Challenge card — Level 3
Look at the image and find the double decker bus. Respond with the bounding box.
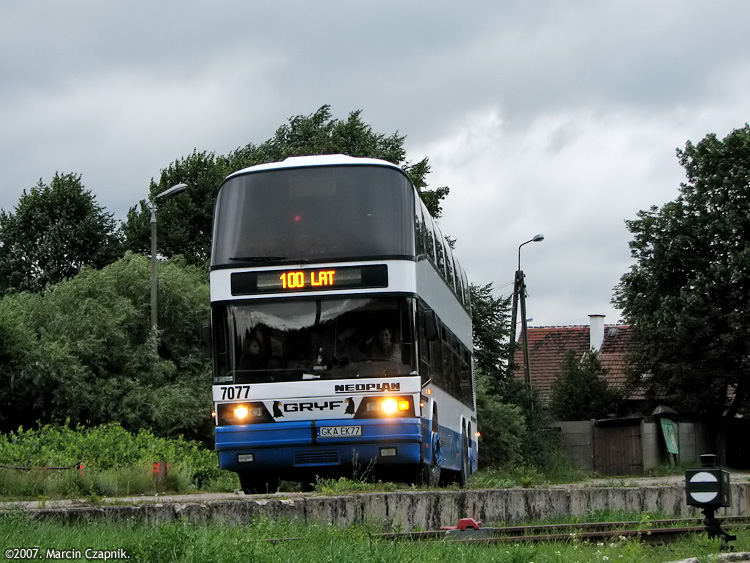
[209,154,477,493]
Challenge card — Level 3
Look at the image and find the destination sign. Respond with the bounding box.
[231,264,388,295]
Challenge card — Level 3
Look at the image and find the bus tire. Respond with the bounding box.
[419,456,441,487]
[457,430,470,487]
[239,472,280,495]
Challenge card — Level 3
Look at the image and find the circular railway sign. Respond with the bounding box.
[687,471,719,504]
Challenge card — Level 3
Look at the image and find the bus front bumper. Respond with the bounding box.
[215,418,423,475]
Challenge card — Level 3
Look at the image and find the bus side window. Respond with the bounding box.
[442,334,454,395]
[434,225,447,279]
[455,263,465,305]
[445,244,456,293]
[422,202,436,264]
[430,320,445,387]
[414,196,426,257]
[417,303,431,384]
[460,267,471,312]
[460,347,473,405]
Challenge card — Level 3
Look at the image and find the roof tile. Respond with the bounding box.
[512,324,635,401]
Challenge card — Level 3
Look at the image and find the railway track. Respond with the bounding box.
[268,516,750,546]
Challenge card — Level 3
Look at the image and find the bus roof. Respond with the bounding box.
[225,154,403,180]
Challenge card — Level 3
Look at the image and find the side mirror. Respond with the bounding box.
[200,325,213,356]
[200,324,212,346]
[422,309,439,342]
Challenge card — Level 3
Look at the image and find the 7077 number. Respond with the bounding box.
[220,385,251,400]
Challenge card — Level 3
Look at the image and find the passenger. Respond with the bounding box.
[365,327,402,363]
[239,337,266,370]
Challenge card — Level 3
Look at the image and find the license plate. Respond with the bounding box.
[318,425,362,437]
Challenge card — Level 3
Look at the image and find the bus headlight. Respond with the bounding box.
[216,402,274,425]
[360,396,413,418]
[382,398,398,414]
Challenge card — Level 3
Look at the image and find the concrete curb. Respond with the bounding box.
[2,482,748,530]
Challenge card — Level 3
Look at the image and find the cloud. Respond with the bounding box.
[424,108,696,325]
[1,0,750,327]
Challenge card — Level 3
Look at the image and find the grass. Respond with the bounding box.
[0,462,690,501]
[0,512,744,562]
[0,465,241,501]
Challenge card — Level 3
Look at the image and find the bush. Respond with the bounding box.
[0,422,228,498]
[549,351,622,421]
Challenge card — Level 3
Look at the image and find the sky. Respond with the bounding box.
[2,1,749,327]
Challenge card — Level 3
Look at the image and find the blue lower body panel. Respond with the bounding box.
[216,418,423,481]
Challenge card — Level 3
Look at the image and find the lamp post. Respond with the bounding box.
[508,234,544,389]
[150,183,188,333]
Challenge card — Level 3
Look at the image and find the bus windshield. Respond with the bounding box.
[212,296,416,384]
[211,165,414,267]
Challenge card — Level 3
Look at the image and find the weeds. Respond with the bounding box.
[313,476,400,494]
[0,513,741,563]
[0,422,236,500]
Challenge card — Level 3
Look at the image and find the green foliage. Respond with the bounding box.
[474,371,526,466]
[614,124,750,418]
[475,369,571,473]
[313,476,399,494]
[470,282,512,387]
[0,253,212,440]
[549,351,622,421]
[0,422,214,470]
[0,172,120,295]
[1,514,740,563]
[122,105,450,265]
[0,422,228,498]
[467,463,581,490]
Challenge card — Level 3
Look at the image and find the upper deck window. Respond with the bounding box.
[212,165,414,267]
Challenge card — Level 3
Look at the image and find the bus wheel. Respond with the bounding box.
[422,458,441,487]
[419,455,441,487]
[457,431,470,487]
[239,472,280,495]
[419,432,441,486]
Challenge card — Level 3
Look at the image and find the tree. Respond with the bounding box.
[614,125,750,428]
[474,371,526,467]
[549,351,621,421]
[122,106,449,265]
[0,253,212,441]
[470,282,513,390]
[0,173,120,294]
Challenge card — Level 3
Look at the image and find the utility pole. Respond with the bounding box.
[507,234,544,388]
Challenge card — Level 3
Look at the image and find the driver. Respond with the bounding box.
[365,327,401,363]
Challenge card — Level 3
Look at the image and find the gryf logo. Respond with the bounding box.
[335,382,400,394]
[274,400,344,416]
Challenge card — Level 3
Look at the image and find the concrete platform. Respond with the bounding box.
[2,475,749,530]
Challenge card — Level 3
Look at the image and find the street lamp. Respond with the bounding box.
[150,183,188,333]
[508,234,544,389]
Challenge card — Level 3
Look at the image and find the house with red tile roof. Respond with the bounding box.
[509,316,723,473]
[511,314,639,407]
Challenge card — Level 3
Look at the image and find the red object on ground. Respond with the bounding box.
[440,518,482,531]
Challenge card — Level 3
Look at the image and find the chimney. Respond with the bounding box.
[589,314,605,353]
